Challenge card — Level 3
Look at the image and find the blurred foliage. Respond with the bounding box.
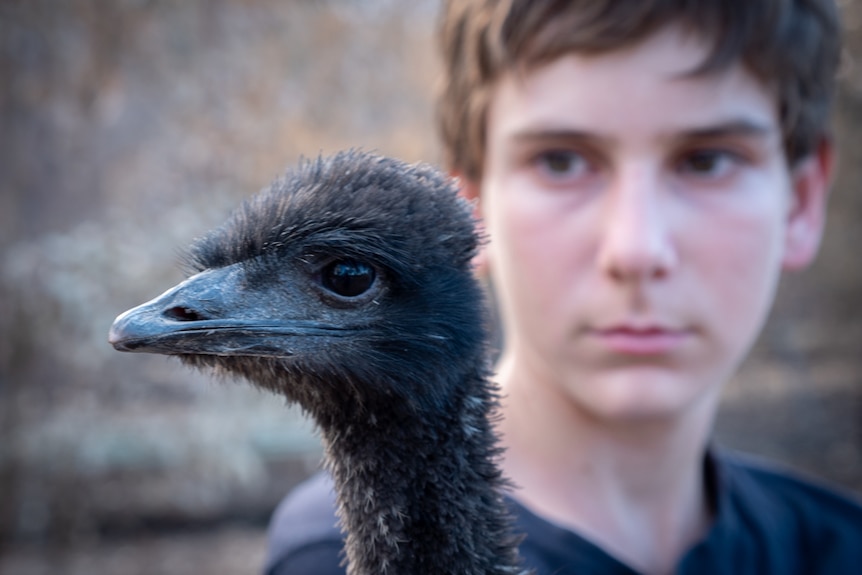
[0,0,860,567]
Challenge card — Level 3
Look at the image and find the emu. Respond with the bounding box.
[109,151,527,575]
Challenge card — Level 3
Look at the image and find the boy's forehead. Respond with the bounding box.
[491,26,780,142]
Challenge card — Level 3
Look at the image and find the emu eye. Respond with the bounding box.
[321,259,376,297]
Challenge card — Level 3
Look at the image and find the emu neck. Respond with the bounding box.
[315,371,523,575]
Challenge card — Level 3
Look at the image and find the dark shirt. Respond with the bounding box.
[264,449,862,574]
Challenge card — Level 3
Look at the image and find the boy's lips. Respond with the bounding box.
[587,324,693,355]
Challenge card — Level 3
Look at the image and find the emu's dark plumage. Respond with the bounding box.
[109,151,526,575]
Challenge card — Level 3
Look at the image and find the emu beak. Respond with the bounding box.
[109,266,351,358]
[108,267,257,356]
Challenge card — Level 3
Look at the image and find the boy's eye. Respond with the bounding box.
[677,149,740,178]
[535,150,591,179]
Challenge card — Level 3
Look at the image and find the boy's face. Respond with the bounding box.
[471,26,831,422]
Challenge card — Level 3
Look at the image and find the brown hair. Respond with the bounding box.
[438,0,842,180]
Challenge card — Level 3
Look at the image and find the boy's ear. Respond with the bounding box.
[782,138,835,271]
[456,173,482,204]
[453,173,489,276]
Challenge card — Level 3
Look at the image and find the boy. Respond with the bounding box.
[266,1,862,573]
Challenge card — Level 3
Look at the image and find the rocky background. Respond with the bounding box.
[0,1,860,573]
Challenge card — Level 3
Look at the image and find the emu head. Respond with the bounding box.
[109,151,486,421]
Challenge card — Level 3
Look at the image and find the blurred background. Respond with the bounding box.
[0,1,860,573]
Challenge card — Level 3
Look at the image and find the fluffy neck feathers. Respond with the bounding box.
[313,367,525,575]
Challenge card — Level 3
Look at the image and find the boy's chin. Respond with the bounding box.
[569,366,721,426]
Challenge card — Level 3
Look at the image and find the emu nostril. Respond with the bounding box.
[164,306,207,321]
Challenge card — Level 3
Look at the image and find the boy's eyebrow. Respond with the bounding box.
[508,128,608,145]
[677,119,777,140]
[507,119,777,145]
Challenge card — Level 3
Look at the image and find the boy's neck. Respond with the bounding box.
[496,355,720,574]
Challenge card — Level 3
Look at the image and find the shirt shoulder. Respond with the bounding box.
[721,449,862,528]
[681,449,862,575]
[264,471,345,575]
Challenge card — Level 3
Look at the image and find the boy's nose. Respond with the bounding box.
[597,170,677,283]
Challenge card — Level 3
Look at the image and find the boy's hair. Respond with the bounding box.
[438,0,842,180]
